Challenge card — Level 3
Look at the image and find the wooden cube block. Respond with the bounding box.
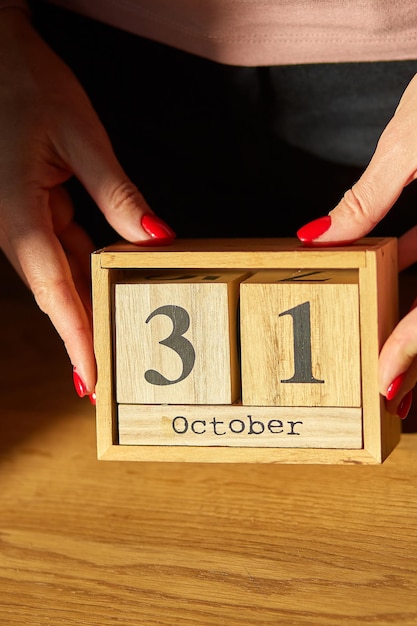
[92,237,400,464]
[114,271,244,405]
[240,269,361,407]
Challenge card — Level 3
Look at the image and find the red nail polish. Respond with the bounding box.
[73,368,87,398]
[297,216,331,243]
[397,390,413,420]
[141,214,176,244]
[89,391,96,406]
[386,373,406,401]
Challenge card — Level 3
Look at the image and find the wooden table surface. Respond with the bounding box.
[1,253,417,625]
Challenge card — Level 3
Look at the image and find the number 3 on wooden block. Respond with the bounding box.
[114,272,245,405]
[240,269,361,407]
[143,305,196,386]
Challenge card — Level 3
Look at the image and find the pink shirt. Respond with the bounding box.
[3,0,417,66]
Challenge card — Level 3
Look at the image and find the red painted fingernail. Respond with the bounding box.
[397,390,413,420]
[297,216,331,243]
[141,214,176,244]
[73,368,87,398]
[386,372,406,401]
[89,391,96,406]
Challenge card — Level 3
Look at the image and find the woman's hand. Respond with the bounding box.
[0,9,175,399]
[297,73,417,418]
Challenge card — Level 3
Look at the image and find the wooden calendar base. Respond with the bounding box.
[92,238,401,464]
[118,404,362,449]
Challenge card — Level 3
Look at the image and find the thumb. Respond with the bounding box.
[297,78,417,245]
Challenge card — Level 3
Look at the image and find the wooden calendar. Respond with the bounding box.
[92,238,400,464]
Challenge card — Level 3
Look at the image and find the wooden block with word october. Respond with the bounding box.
[118,405,362,449]
[115,271,245,405]
[240,269,361,407]
[92,237,400,464]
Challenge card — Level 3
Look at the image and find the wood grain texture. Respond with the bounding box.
[92,257,122,457]
[358,240,401,462]
[1,252,417,625]
[93,238,400,463]
[240,269,361,407]
[118,404,362,448]
[115,272,244,405]
[98,237,382,269]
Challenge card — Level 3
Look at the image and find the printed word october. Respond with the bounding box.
[171,414,303,436]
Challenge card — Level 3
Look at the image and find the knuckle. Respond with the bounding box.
[340,183,379,229]
[31,275,73,316]
[108,179,145,214]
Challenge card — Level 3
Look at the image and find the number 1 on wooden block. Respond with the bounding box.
[279,301,325,384]
[239,269,361,407]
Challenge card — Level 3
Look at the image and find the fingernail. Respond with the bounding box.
[397,390,413,420]
[297,216,331,243]
[73,367,87,398]
[89,391,96,406]
[386,372,406,401]
[141,213,176,244]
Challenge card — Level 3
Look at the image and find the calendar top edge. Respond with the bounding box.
[93,237,396,270]
[95,237,393,254]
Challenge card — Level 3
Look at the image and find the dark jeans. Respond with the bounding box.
[33,2,417,247]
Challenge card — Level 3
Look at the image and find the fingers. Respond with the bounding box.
[297,75,417,245]
[0,11,174,404]
[297,140,409,244]
[49,186,95,316]
[379,305,417,418]
[57,113,176,245]
[0,188,96,395]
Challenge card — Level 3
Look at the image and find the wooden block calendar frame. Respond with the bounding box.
[92,237,400,464]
